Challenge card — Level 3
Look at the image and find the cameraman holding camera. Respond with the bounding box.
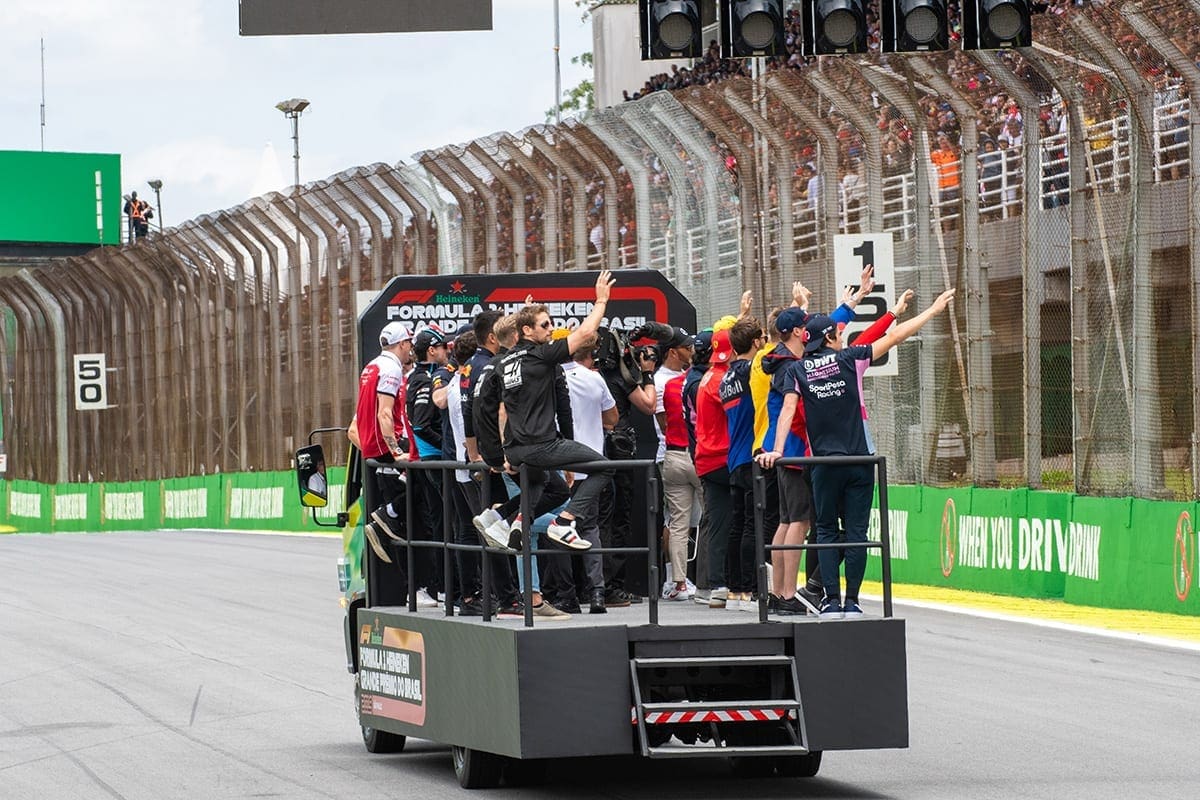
[594,326,658,606]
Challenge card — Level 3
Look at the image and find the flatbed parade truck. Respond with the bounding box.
[294,272,909,788]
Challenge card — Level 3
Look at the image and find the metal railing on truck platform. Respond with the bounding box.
[365,454,896,627]
[365,457,662,628]
[753,455,895,623]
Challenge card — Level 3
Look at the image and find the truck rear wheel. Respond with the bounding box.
[776,750,822,777]
[361,726,406,754]
[452,745,505,789]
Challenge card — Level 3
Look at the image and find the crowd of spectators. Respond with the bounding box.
[385,1,1200,279]
[610,0,1196,231]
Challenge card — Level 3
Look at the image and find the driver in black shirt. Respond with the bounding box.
[499,271,616,550]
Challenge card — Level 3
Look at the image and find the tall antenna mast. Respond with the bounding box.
[40,37,46,150]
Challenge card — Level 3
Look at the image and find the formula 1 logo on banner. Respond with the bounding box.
[941,498,957,578]
[384,278,664,332]
[1174,510,1194,602]
[361,270,697,368]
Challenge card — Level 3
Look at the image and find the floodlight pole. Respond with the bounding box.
[553,0,563,267]
[277,98,310,280]
[553,0,562,125]
[148,181,164,233]
[289,111,301,189]
[276,98,310,190]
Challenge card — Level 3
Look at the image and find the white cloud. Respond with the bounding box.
[0,1,598,224]
[249,141,286,198]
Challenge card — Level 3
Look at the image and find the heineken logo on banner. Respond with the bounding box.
[1175,511,1194,602]
[941,498,957,578]
[360,270,697,366]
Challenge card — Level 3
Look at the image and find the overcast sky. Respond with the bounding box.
[0,1,594,226]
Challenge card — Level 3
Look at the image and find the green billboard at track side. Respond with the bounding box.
[5,476,1200,618]
[862,485,1200,616]
[0,150,122,245]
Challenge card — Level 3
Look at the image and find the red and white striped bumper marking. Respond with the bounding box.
[633,708,788,724]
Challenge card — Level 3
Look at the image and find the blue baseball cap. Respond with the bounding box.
[775,306,808,337]
[802,314,836,354]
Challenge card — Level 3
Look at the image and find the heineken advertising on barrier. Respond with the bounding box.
[357,270,697,366]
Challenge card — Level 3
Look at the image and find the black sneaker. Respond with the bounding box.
[497,599,525,618]
[589,589,607,614]
[603,589,632,608]
[552,598,582,614]
[607,588,643,605]
[767,594,780,614]
[773,595,807,615]
[795,584,823,615]
[458,597,485,617]
[370,509,407,543]
[362,522,392,564]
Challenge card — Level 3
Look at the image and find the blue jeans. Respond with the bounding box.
[505,438,611,526]
[503,474,572,597]
[810,463,875,602]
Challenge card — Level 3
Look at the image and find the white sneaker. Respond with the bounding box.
[667,582,691,601]
[709,587,729,609]
[472,508,503,544]
[416,588,439,608]
[547,518,592,550]
[506,514,525,550]
[481,515,515,550]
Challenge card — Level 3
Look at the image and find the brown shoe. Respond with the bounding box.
[532,602,570,620]
[603,589,631,608]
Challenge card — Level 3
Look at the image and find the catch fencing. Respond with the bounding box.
[2,1,1198,501]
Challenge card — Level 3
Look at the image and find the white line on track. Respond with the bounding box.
[171,528,341,540]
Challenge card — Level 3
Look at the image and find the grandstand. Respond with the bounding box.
[0,1,1196,504]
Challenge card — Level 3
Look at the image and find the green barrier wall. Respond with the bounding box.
[6,477,1200,617]
[2,469,348,535]
[855,485,1199,617]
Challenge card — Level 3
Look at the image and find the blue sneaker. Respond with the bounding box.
[819,597,844,620]
[842,600,864,617]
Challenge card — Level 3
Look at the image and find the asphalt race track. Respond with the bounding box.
[1,531,1196,799]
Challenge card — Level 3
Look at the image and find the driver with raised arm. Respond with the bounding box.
[498,271,618,552]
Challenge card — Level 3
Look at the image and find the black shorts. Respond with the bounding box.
[762,465,780,533]
[777,467,814,524]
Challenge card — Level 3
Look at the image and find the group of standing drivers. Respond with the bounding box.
[350,268,953,620]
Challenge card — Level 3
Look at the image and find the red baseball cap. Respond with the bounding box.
[711,329,733,364]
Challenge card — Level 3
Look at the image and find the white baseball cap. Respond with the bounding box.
[379,321,414,347]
